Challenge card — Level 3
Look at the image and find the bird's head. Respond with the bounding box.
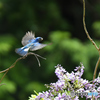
[35,37,43,42]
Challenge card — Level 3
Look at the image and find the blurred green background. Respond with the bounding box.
[0,0,100,100]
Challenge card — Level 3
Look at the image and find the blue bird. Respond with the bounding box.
[15,31,47,56]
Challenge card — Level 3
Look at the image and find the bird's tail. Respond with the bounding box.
[15,47,29,56]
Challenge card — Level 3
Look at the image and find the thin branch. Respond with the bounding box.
[0,56,25,73]
[83,0,99,51]
[34,54,41,67]
[93,57,100,80]
[83,0,100,82]
[0,70,9,83]
[0,52,46,83]
[0,52,45,74]
[29,52,46,60]
[93,46,100,80]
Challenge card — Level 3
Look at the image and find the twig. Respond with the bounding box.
[83,0,100,81]
[0,52,45,74]
[83,0,99,51]
[0,70,9,83]
[93,57,100,80]
[93,46,100,80]
[0,52,46,83]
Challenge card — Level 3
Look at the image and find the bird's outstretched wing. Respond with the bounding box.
[21,31,35,46]
[30,43,47,51]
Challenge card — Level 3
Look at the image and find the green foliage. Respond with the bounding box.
[44,31,98,80]
[26,81,46,93]
[0,35,15,54]
[0,74,16,100]
[92,21,100,37]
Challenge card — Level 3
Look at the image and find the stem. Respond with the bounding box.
[0,52,45,83]
[93,46,100,80]
[0,52,45,73]
[82,0,99,51]
[83,0,100,81]
[93,57,100,80]
[0,70,9,83]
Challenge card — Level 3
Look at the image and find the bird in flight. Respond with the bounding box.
[15,31,47,56]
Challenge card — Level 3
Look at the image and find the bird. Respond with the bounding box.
[15,31,47,56]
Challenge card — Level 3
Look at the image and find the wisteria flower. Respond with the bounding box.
[29,64,100,100]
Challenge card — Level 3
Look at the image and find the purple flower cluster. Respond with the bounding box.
[29,64,100,100]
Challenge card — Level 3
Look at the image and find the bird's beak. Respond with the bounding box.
[41,38,43,41]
